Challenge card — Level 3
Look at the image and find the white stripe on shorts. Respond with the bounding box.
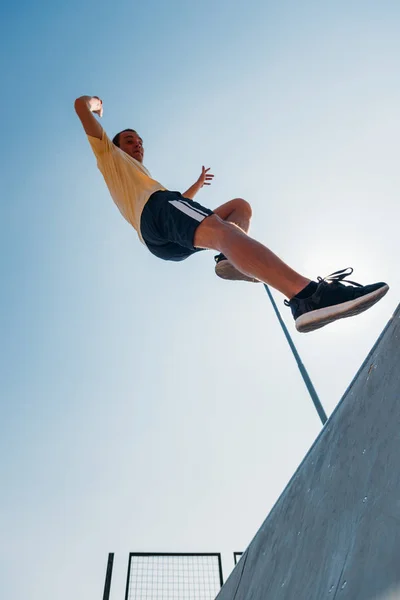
[177,199,210,217]
[168,200,208,222]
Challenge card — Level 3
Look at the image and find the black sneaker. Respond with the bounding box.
[285,268,389,333]
[214,253,260,283]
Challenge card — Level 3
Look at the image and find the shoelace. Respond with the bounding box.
[317,267,362,287]
[285,267,362,306]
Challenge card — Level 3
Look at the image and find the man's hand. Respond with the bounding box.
[197,166,214,187]
[89,96,103,117]
[74,95,104,139]
[183,166,214,199]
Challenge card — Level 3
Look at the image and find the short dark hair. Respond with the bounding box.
[112,128,140,147]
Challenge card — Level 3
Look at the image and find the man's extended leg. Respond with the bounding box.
[193,214,389,332]
[194,213,309,298]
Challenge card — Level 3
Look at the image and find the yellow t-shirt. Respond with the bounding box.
[87,131,166,242]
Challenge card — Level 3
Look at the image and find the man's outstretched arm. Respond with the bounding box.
[74,95,104,139]
[183,166,214,199]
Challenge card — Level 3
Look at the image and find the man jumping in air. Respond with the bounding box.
[74,95,389,333]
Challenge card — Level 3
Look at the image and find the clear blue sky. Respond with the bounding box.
[1,1,399,598]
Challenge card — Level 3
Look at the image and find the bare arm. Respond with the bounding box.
[74,95,104,139]
[183,166,214,199]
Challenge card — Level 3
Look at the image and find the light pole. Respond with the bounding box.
[264,285,328,425]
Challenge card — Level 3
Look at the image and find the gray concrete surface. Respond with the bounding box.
[216,304,400,600]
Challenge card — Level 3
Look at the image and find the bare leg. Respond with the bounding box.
[213,198,252,233]
[213,198,258,282]
[194,214,310,299]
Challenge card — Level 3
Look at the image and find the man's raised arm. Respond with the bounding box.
[74,95,104,139]
[183,166,214,199]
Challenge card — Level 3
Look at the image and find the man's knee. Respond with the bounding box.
[214,197,252,221]
[232,197,252,219]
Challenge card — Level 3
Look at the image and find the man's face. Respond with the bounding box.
[118,131,144,163]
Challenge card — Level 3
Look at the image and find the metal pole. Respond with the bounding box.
[102,553,114,600]
[264,285,328,425]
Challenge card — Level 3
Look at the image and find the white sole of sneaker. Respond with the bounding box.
[215,260,260,283]
[296,284,389,333]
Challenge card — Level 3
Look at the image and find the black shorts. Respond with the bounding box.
[140,190,214,261]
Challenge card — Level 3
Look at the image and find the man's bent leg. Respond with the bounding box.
[212,198,259,282]
[193,214,310,299]
[213,198,252,233]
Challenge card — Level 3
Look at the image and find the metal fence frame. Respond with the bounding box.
[124,552,224,599]
[102,553,114,600]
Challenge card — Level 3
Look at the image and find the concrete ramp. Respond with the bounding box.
[217,304,400,600]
